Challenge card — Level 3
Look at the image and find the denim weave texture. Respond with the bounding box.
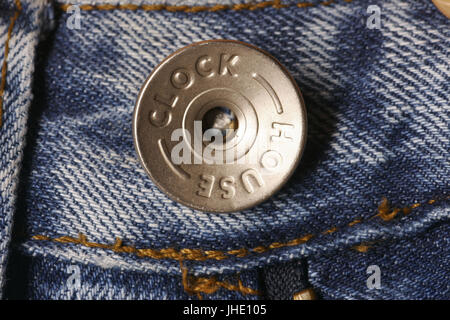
[0,0,448,299]
[0,0,47,294]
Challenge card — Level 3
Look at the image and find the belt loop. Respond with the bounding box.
[261,258,317,300]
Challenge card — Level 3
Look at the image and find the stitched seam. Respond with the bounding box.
[180,261,260,298]
[352,242,375,252]
[32,197,447,261]
[0,0,22,128]
[59,0,354,13]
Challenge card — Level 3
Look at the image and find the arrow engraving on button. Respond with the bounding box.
[158,138,190,180]
[252,73,283,114]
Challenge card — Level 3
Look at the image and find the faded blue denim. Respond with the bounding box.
[0,0,448,299]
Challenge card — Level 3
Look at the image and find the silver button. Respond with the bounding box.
[133,40,307,212]
[432,0,450,18]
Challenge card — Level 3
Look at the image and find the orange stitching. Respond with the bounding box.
[180,261,260,297]
[32,197,447,261]
[0,0,22,128]
[352,242,375,253]
[59,0,353,13]
[373,197,444,221]
[296,2,315,8]
[322,226,338,235]
[352,196,450,252]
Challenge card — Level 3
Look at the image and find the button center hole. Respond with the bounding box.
[202,106,238,143]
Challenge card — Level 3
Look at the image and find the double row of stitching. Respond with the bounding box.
[0,0,22,128]
[59,0,353,13]
[32,197,447,261]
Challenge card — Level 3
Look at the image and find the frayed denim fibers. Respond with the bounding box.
[1,0,449,299]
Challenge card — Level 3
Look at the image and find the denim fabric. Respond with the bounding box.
[309,222,450,299]
[0,0,47,293]
[1,0,449,299]
[24,255,260,299]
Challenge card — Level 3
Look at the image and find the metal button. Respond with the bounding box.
[133,40,307,212]
[293,288,317,300]
[432,0,450,18]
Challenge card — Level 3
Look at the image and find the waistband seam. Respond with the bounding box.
[58,0,354,13]
[31,196,448,262]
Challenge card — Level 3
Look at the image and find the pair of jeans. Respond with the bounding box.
[0,0,448,299]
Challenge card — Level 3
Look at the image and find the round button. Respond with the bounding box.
[133,40,307,212]
[432,0,450,18]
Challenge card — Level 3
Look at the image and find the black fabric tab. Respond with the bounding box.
[261,259,313,300]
